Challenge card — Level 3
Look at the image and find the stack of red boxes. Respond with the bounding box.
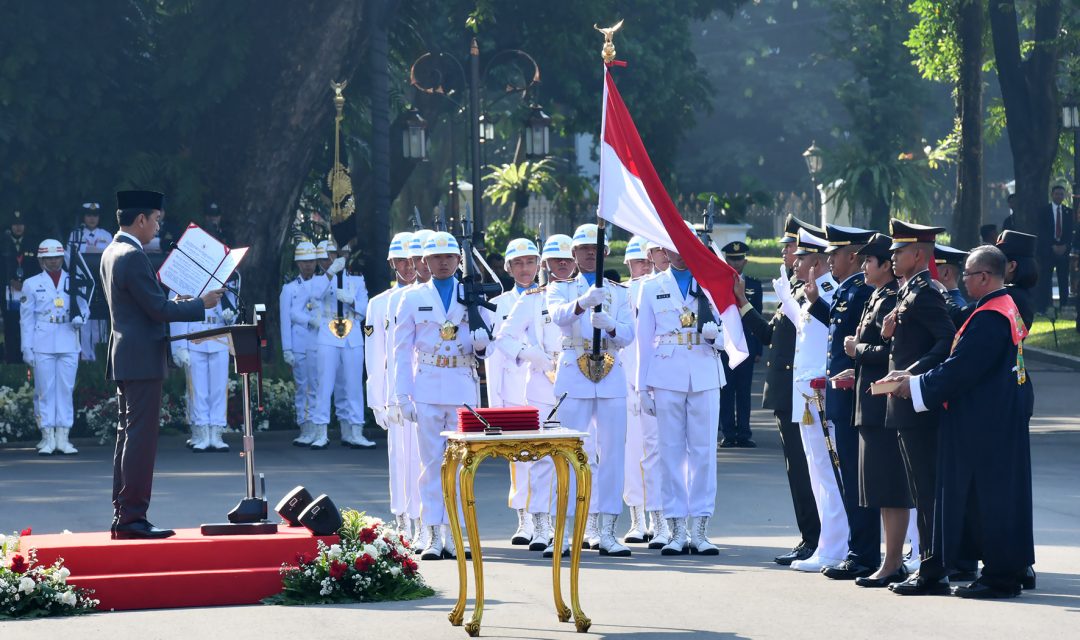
[457,406,540,433]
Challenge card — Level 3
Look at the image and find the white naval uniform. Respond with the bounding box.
[495,285,562,515]
[308,272,369,427]
[171,303,232,428]
[393,278,491,527]
[366,286,409,516]
[279,275,318,425]
[67,226,112,361]
[776,270,849,563]
[547,274,634,516]
[622,275,663,513]
[19,271,86,429]
[488,287,532,511]
[385,284,421,520]
[635,269,726,519]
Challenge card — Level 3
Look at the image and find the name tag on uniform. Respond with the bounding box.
[821,282,834,293]
[419,306,433,311]
[502,315,508,320]
[656,293,670,299]
[541,310,549,315]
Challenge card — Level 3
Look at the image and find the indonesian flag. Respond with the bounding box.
[598,64,749,367]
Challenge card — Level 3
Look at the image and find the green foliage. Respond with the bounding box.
[483,217,538,256]
[696,191,774,224]
[821,143,948,226]
[482,159,557,207]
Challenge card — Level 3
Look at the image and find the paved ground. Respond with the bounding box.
[1,362,1078,639]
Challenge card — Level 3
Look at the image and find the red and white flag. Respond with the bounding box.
[597,64,749,367]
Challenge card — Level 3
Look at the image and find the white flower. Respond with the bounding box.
[58,567,71,581]
[389,566,401,577]
[327,544,342,560]
[18,577,35,594]
[57,590,77,607]
[62,529,73,535]
[361,544,377,559]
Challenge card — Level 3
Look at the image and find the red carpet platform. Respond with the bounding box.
[26,527,338,610]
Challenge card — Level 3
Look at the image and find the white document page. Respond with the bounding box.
[158,223,247,297]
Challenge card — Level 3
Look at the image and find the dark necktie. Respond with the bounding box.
[1055,205,1062,241]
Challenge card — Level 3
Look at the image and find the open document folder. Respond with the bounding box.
[157,223,248,297]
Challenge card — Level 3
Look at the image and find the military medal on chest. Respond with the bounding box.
[54,297,65,308]
[440,320,458,340]
[679,308,697,328]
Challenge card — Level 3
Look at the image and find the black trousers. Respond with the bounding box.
[897,428,938,562]
[835,417,881,567]
[112,379,165,525]
[720,352,754,441]
[776,412,820,547]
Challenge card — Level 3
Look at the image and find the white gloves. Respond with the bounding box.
[701,321,720,342]
[283,350,295,366]
[372,406,389,430]
[519,345,552,371]
[326,256,346,276]
[470,327,491,351]
[173,348,190,367]
[22,351,34,368]
[577,287,606,309]
[335,288,354,304]
[639,390,656,417]
[590,310,615,331]
[393,396,417,423]
[71,315,86,327]
[306,313,320,329]
[778,263,789,283]
[221,308,237,324]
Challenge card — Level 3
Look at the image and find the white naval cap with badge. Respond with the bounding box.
[503,237,540,268]
[541,234,573,260]
[387,232,413,260]
[623,235,650,263]
[293,241,317,262]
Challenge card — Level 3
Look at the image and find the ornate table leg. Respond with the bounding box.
[551,452,572,623]
[443,446,467,628]
[461,449,489,637]
[564,444,592,633]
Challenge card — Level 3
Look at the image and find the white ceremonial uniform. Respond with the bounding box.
[547,274,634,516]
[366,286,406,515]
[393,279,491,527]
[279,275,318,425]
[776,269,850,564]
[309,272,369,428]
[171,303,232,429]
[385,284,422,521]
[67,226,112,361]
[20,271,86,430]
[636,269,726,520]
[488,287,532,512]
[622,274,663,514]
[496,285,562,515]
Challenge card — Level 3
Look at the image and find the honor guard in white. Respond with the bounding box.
[67,202,111,361]
[365,231,417,535]
[20,239,89,456]
[496,234,578,556]
[635,227,726,555]
[547,223,635,557]
[392,231,492,560]
[488,238,539,546]
[620,236,669,548]
[387,229,434,550]
[774,228,850,571]
[279,241,319,446]
[646,240,671,273]
[308,239,371,450]
[171,293,238,452]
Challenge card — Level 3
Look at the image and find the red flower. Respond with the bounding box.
[295,551,317,566]
[19,527,31,536]
[10,554,28,573]
[358,526,378,545]
[328,559,348,580]
[354,554,376,572]
[401,557,418,576]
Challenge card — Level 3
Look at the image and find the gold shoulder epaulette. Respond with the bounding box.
[608,279,628,288]
[525,286,546,295]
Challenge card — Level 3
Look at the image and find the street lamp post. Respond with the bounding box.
[1064,100,1080,214]
[409,37,549,243]
[803,141,823,223]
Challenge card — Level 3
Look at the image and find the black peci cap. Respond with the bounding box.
[116,190,165,211]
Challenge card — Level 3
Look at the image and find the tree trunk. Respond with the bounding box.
[504,134,527,229]
[951,0,984,249]
[988,0,1063,308]
[200,0,371,321]
[363,0,397,296]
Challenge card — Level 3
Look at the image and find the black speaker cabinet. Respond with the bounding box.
[298,494,343,536]
[274,486,314,527]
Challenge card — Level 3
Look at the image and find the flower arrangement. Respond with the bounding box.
[263,510,434,605]
[0,383,36,444]
[0,529,99,619]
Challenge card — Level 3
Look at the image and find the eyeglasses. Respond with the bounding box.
[962,270,991,279]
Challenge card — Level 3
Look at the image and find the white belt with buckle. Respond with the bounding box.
[417,352,476,368]
[654,331,704,347]
[560,337,611,352]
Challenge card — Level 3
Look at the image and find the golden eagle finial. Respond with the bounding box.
[593,19,624,64]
